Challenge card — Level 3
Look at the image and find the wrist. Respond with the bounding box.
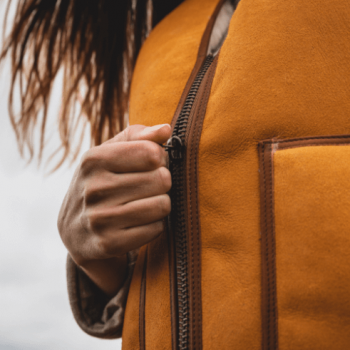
[79,255,128,297]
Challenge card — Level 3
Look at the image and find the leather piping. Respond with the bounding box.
[167,214,178,350]
[139,248,148,350]
[258,142,279,350]
[170,0,227,131]
[185,54,220,350]
[258,134,350,350]
[260,134,350,151]
[167,1,228,349]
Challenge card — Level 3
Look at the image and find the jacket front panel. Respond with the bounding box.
[125,1,222,349]
[200,0,350,349]
[125,0,350,349]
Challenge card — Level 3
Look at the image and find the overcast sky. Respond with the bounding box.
[0,2,122,350]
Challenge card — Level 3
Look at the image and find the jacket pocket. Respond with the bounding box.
[258,135,350,350]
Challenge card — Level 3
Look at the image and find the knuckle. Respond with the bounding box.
[158,194,171,217]
[97,236,114,256]
[142,142,163,168]
[121,127,131,141]
[157,166,172,192]
[84,181,104,206]
[97,235,124,257]
[152,221,165,236]
[86,208,103,232]
[84,186,95,206]
[80,149,101,175]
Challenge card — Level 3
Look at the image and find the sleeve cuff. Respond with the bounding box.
[66,250,138,339]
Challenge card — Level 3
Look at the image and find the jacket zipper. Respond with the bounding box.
[165,54,215,350]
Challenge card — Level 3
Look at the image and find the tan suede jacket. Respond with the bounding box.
[67,0,350,349]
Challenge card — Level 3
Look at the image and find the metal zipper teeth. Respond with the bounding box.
[168,54,214,350]
[172,55,215,141]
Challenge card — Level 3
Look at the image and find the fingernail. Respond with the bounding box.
[142,124,170,134]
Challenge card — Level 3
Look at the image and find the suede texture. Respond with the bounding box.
[198,0,350,348]
[127,0,221,349]
[125,0,350,349]
[122,247,147,350]
[129,0,221,127]
[145,232,172,350]
[274,145,350,350]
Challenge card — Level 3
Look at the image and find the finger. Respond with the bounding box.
[96,220,165,257]
[82,140,168,173]
[112,220,165,254]
[106,124,172,144]
[85,167,172,206]
[89,194,171,232]
[118,194,171,228]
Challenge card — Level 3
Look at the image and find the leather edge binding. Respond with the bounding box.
[167,1,228,349]
[167,216,179,350]
[257,133,350,350]
[186,54,220,350]
[258,141,279,350]
[262,134,350,150]
[170,0,227,131]
[139,248,148,350]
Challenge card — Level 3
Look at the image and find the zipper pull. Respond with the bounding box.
[162,136,183,161]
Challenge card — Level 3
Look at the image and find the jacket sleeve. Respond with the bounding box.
[66,250,138,339]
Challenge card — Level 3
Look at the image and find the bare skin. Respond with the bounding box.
[58,124,172,296]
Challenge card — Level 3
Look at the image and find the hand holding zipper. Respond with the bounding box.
[161,136,184,161]
[58,124,172,297]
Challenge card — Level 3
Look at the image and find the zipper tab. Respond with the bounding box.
[165,136,184,161]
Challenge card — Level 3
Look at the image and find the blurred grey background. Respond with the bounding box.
[0,1,122,349]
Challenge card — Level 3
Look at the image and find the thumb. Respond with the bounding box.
[108,124,172,144]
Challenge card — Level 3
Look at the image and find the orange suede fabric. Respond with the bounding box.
[127,0,222,349]
[126,1,222,349]
[129,0,221,127]
[125,0,350,349]
[145,232,173,350]
[199,0,350,349]
[274,145,350,350]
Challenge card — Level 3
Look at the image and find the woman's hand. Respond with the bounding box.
[58,124,172,296]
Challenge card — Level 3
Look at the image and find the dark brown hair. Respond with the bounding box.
[1,0,183,168]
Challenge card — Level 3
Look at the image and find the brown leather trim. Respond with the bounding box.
[258,142,279,350]
[170,0,227,131]
[258,133,350,350]
[260,134,350,151]
[139,248,148,350]
[167,1,228,349]
[166,216,178,350]
[185,55,220,350]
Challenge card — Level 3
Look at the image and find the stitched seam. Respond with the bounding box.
[166,217,176,350]
[139,249,147,350]
[193,59,217,349]
[269,148,277,349]
[261,144,270,349]
[262,135,350,146]
[197,63,215,344]
[187,56,218,349]
[189,74,204,350]
[189,131,196,348]
[192,80,206,349]
[193,75,207,349]
[277,142,350,150]
[169,0,226,132]
[260,144,278,350]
